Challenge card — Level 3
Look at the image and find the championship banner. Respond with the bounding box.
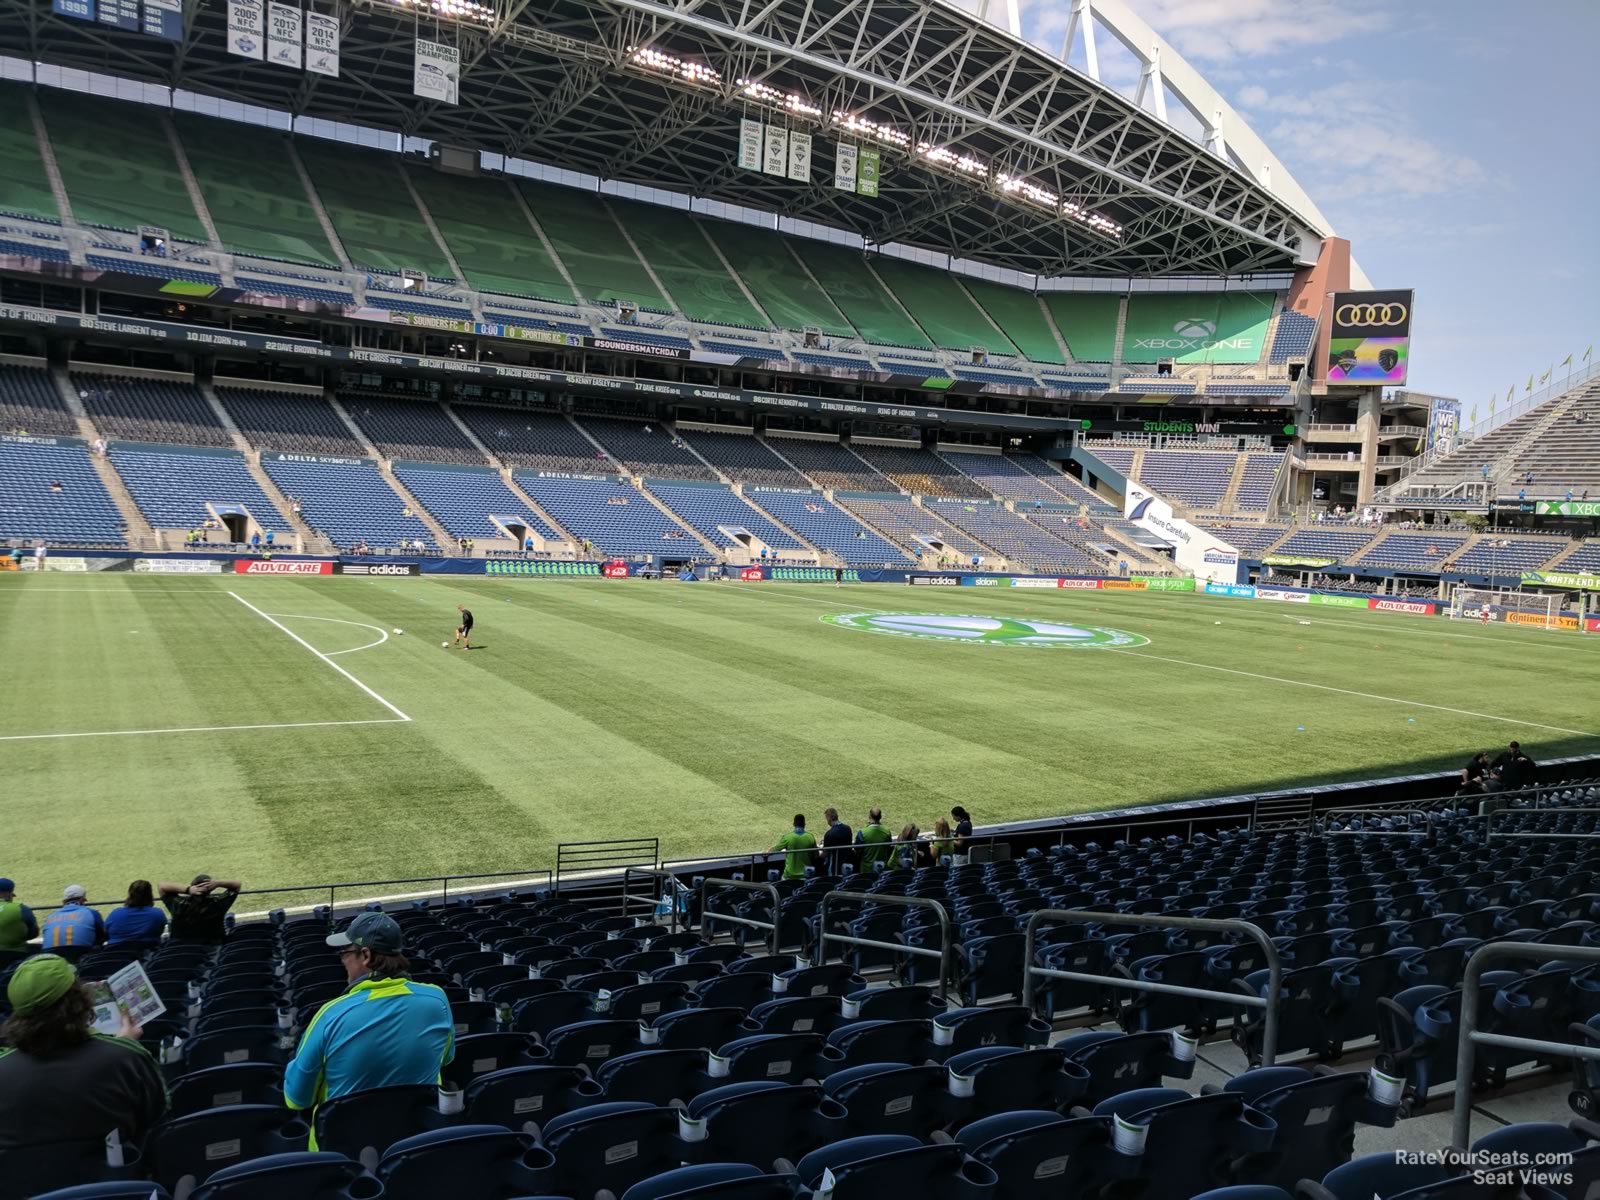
[738,119,763,171]
[227,0,265,58]
[267,2,302,69]
[1536,501,1600,518]
[95,0,138,30]
[52,0,96,25]
[787,131,812,183]
[762,126,789,177]
[1522,570,1600,591]
[141,0,183,40]
[856,146,880,198]
[1326,288,1414,385]
[304,10,340,77]
[834,142,858,192]
[414,38,459,104]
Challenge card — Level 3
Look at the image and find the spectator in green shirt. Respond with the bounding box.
[856,808,893,872]
[770,815,818,880]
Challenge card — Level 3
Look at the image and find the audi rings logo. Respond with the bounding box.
[1335,303,1407,326]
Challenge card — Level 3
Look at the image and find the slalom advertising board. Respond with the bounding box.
[1326,289,1414,385]
[1123,485,1240,584]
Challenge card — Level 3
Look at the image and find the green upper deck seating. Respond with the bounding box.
[40,91,205,242]
[519,181,667,311]
[963,277,1065,364]
[175,114,335,267]
[789,241,932,349]
[409,169,572,303]
[1042,293,1122,362]
[1122,292,1275,364]
[704,221,853,337]
[610,199,762,328]
[0,84,57,222]
[869,257,1019,355]
[297,141,452,277]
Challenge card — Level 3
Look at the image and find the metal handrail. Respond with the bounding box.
[1022,909,1283,1065]
[1485,807,1600,843]
[621,866,684,933]
[813,890,952,1000]
[1318,809,1435,839]
[1452,941,1600,1149]
[698,877,783,956]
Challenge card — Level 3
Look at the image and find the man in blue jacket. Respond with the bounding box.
[284,912,454,1132]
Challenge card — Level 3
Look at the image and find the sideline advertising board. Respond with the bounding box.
[234,560,334,575]
[1123,485,1240,584]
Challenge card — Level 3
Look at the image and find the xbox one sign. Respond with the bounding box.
[1132,317,1251,354]
[822,612,1148,649]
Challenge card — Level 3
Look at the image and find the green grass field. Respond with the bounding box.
[5,573,1598,910]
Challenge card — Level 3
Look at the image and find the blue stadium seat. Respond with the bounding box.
[168,1063,287,1116]
[312,1084,440,1168]
[620,1164,802,1200]
[1089,1090,1277,1198]
[375,1125,555,1200]
[684,1080,838,1169]
[595,1047,709,1105]
[794,1136,998,1200]
[145,1105,311,1197]
[953,1110,1119,1200]
[187,1152,382,1200]
[822,1063,949,1137]
[537,1102,688,1199]
[463,1063,605,1133]
[1216,1067,1396,1189]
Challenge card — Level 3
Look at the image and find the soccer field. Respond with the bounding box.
[5,573,1597,908]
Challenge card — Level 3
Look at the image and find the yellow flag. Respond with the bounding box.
[1586,344,1594,362]
[1540,368,1551,383]
[1526,374,1534,392]
[1562,354,1573,367]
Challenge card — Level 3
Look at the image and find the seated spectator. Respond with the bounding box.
[105,880,167,950]
[0,955,168,1184]
[284,913,454,1121]
[769,814,818,880]
[48,480,63,493]
[1491,741,1538,793]
[931,817,955,864]
[0,876,39,966]
[898,822,931,868]
[951,805,974,860]
[1460,751,1491,794]
[39,885,106,953]
[158,874,242,943]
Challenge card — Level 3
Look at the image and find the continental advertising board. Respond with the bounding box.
[1326,289,1414,385]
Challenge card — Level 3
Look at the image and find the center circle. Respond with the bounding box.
[821,612,1149,649]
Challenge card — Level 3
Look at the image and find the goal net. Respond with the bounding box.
[1449,586,1564,629]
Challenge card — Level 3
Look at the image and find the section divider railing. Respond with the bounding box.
[812,890,952,1000]
[1022,909,1282,1065]
[1451,941,1600,1149]
[698,876,783,956]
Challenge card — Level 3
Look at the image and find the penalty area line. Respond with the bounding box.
[0,718,408,744]
[1102,647,1599,738]
[229,591,412,722]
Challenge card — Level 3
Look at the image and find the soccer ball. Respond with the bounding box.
[441,641,449,648]
[393,628,403,635]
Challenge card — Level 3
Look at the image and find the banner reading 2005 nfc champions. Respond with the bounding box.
[1327,289,1413,385]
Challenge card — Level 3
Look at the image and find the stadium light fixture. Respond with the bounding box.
[738,80,822,119]
[379,0,494,27]
[629,46,721,85]
[917,143,988,179]
[997,172,1059,208]
[833,112,911,149]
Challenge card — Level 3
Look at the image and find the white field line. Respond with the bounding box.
[229,591,411,721]
[0,718,407,743]
[1102,647,1600,738]
[266,612,390,657]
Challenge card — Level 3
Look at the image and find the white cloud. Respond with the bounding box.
[1126,0,1393,62]
[1235,84,1269,109]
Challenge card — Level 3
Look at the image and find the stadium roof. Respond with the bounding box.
[3,0,1329,279]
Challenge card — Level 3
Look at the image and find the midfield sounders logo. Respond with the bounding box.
[821,612,1148,649]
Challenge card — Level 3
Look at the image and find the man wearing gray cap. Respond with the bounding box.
[38,885,105,955]
[284,912,455,1123]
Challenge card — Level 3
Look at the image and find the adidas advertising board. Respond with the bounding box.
[908,574,960,586]
[338,563,420,576]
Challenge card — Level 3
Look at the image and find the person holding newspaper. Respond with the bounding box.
[0,955,168,1190]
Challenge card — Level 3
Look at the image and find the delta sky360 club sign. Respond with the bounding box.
[821,613,1148,649]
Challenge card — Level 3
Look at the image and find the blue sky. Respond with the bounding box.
[1007,0,1599,423]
